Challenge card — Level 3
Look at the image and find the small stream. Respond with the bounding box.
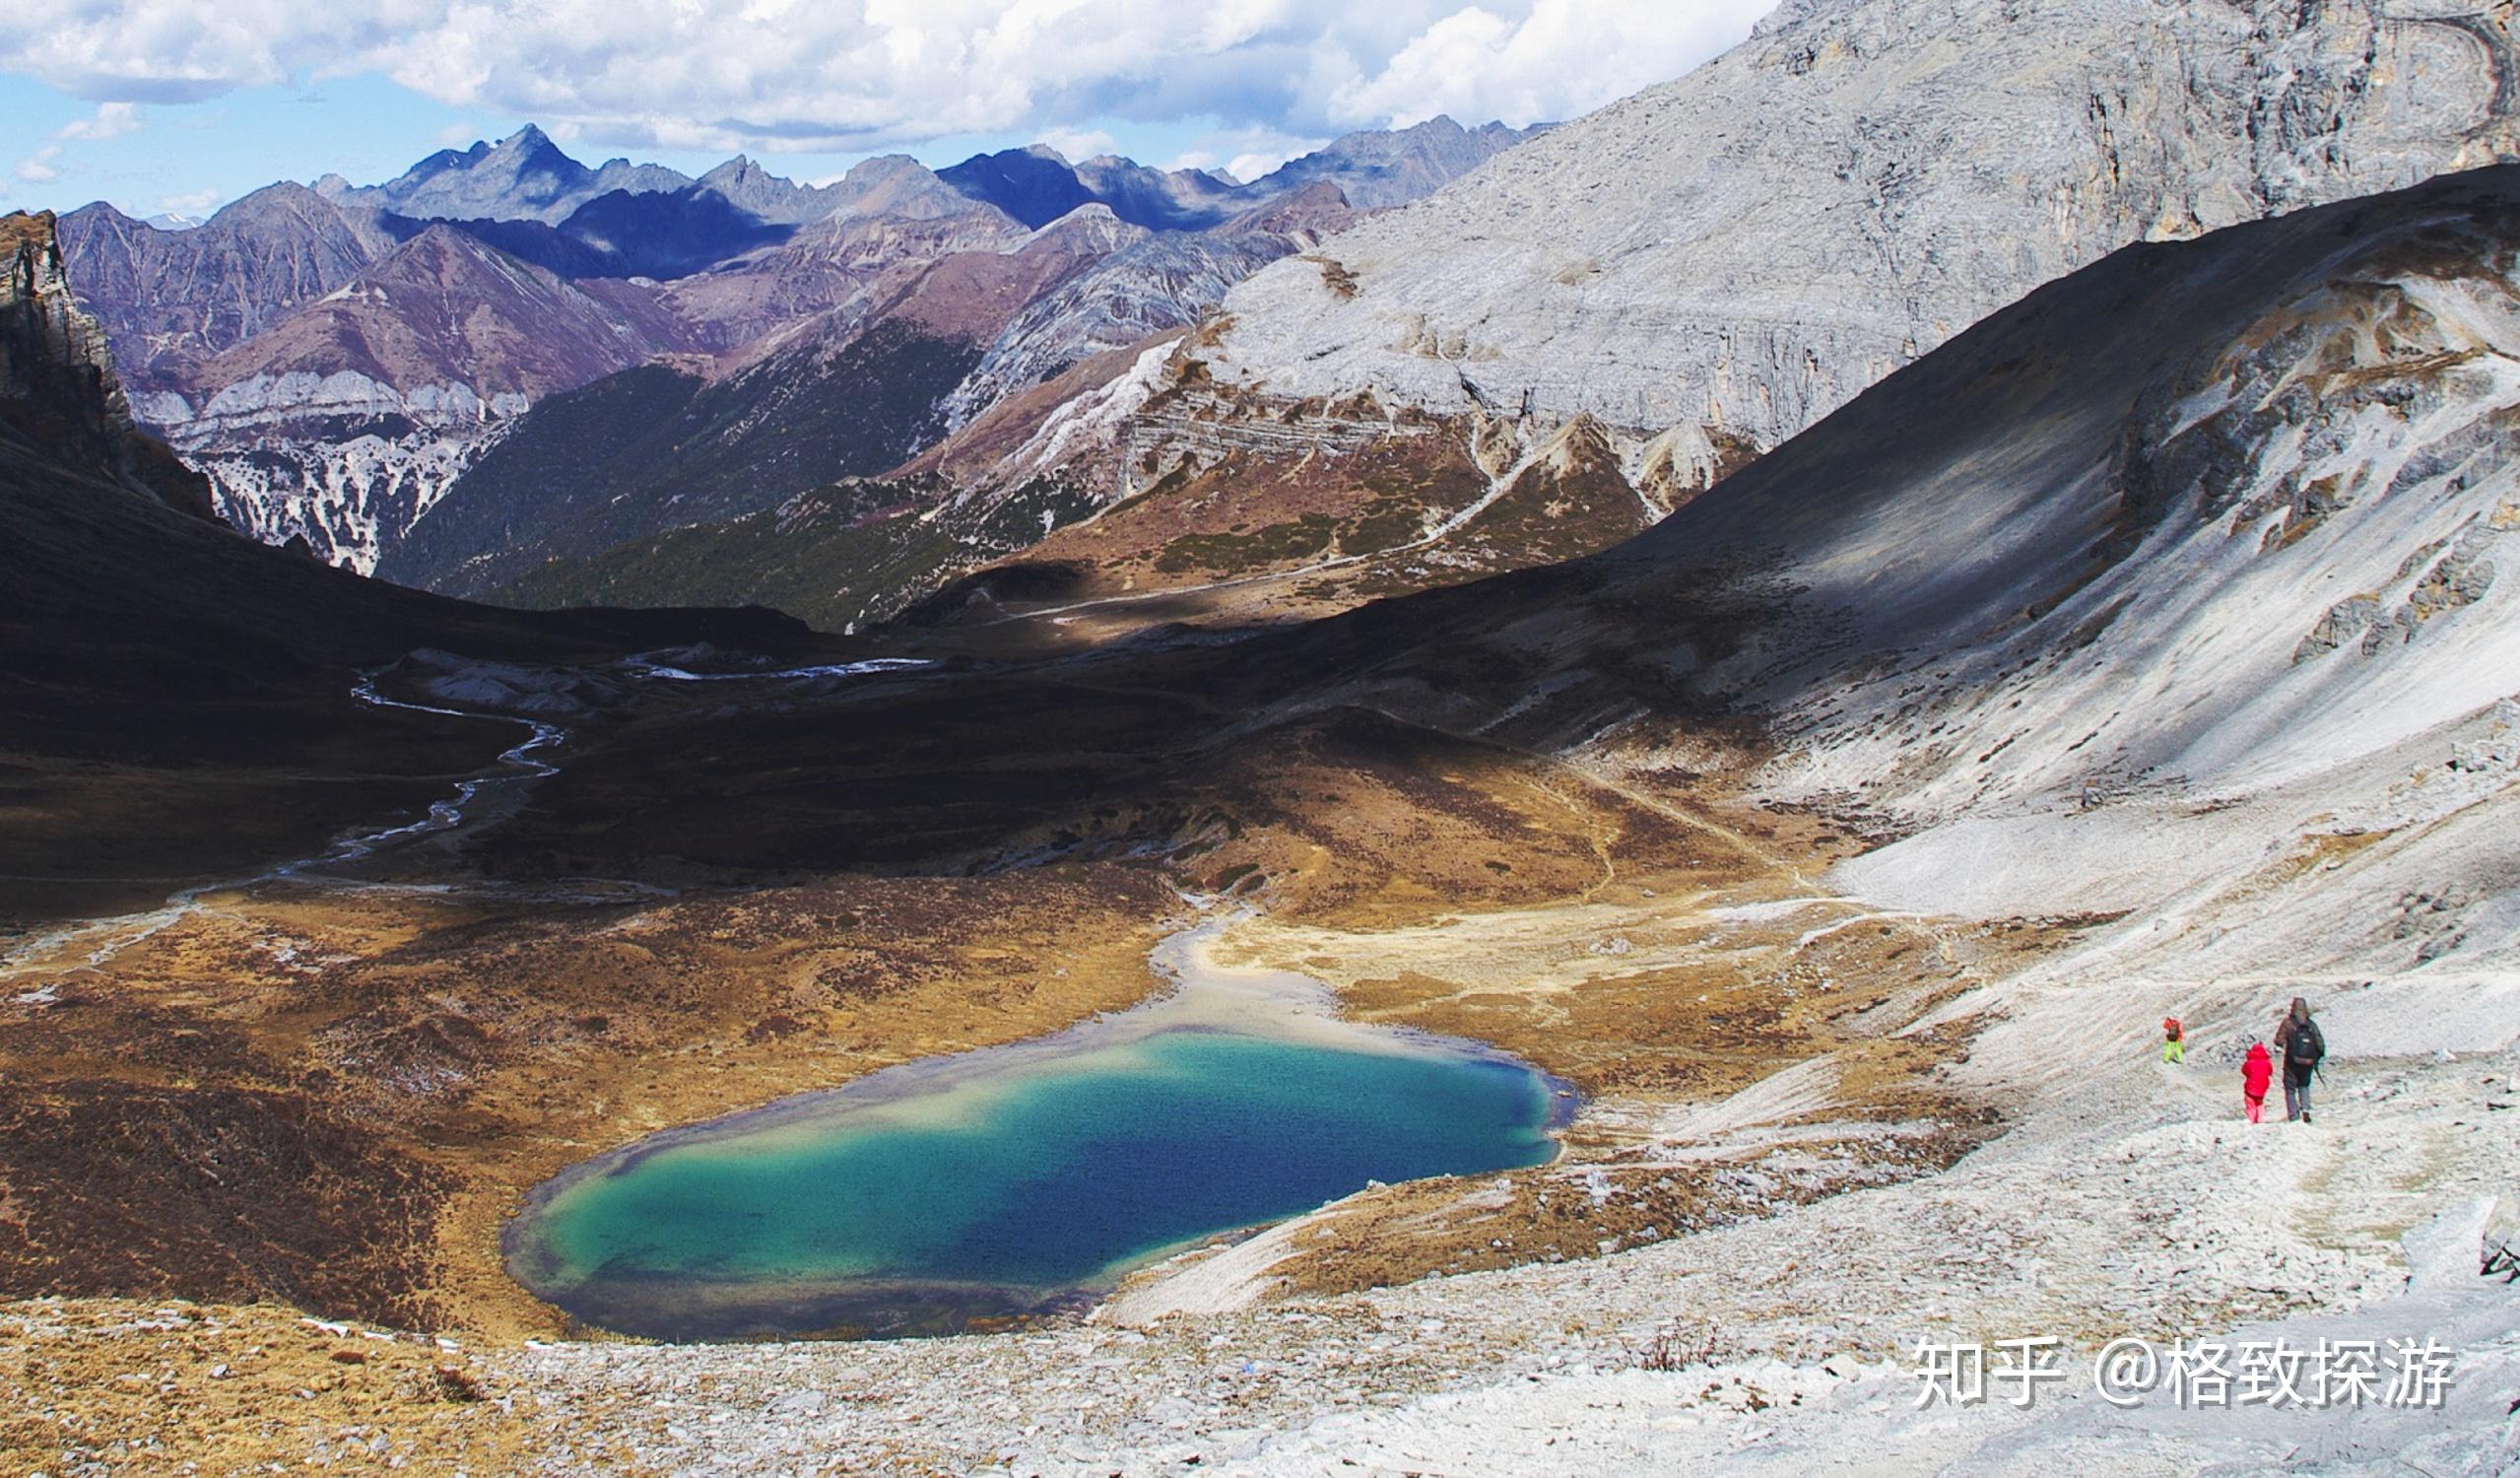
[320,672,567,867]
[504,913,1571,1341]
[1,668,563,989]
[2,653,923,988]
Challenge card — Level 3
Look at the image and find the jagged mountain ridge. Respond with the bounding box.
[939,118,1541,231]
[47,118,1535,584]
[148,226,700,570]
[302,117,1531,252]
[313,125,695,226]
[1258,163,2520,984]
[0,208,802,923]
[831,0,2519,644]
[1200,0,2517,455]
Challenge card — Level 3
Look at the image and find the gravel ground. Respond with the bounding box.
[498,989,2520,1474]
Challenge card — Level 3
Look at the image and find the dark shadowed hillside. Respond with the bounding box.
[0,210,801,924]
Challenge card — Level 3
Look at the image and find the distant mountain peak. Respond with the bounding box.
[846,154,933,182]
[935,117,1539,229]
[1018,201,1150,258]
[696,155,796,201]
[313,122,694,226]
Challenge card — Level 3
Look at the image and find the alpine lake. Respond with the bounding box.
[505,919,1567,1339]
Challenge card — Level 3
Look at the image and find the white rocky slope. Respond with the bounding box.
[470,169,2520,1476]
[1201,0,2517,460]
[934,191,1359,441]
[490,934,2519,1474]
[163,393,517,573]
[1573,170,2520,992]
[135,228,690,571]
[32,170,2499,1477]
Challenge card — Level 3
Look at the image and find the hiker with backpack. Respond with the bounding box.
[2272,997,2325,1122]
[2160,1017,2185,1064]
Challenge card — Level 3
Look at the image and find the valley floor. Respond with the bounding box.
[500,1027,2520,1475]
[4,654,2516,1475]
[8,982,2512,1475]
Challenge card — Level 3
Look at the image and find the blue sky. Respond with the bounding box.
[0,72,1231,219]
[1,1,1777,222]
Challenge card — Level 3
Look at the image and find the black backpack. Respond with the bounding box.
[2288,1020,2325,1067]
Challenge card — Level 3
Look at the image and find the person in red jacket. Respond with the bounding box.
[2241,1041,2274,1123]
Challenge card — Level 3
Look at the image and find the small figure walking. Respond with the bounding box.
[2160,1016,2186,1064]
[2241,1041,2273,1123]
[2273,997,2325,1122]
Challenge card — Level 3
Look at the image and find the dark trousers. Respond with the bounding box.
[2284,1068,2312,1120]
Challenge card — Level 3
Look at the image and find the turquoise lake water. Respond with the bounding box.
[507,1027,1558,1339]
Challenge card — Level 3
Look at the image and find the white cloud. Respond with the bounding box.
[16,145,61,181]
[1227,147,1304,182]
[0,0,1779,157]
[55,101,142,140]
[1037,126,1119,163]
[158,186,224,215]
[0,1,434,102]
[1328,0,1773,128]
[1164,124,1328,185]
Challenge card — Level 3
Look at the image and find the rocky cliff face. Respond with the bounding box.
[143,227,693,571]
[1202,0,2519,460]
[935,186,1364,439]
[1256,118,1545,211]
[1,211,213,519]
[55,185,388,384]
